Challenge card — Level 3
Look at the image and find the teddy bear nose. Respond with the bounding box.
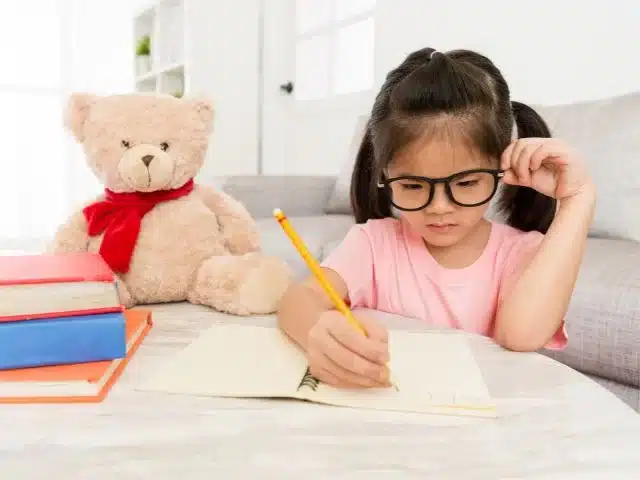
[141,154,154,167]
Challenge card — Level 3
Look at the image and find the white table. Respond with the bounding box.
[1,302,639,479]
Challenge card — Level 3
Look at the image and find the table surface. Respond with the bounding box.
[1,302,639,479]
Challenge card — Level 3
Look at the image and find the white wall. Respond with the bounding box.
[185,0,261,181]
[374,0,640,105]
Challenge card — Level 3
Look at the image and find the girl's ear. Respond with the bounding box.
[64,93,99,142]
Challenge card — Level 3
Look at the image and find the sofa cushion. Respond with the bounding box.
[534,91,640,243]
[256,214,355,279]
[542,237,640,388]
[221,175,337,219]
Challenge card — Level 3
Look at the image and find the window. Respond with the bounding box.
[293,0,375,102]
[0,0,134,253]
[0,1,67,248]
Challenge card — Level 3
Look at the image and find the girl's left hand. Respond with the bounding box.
[500,138,594,200]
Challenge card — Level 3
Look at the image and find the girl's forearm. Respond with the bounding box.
[495,187,596,351]
[277,282,332,351]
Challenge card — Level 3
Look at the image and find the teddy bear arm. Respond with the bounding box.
[196,185,261,254]
[48,209,91,254]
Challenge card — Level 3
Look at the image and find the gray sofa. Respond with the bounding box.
[216,91,640,411]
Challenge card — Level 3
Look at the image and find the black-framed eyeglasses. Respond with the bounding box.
[377,168,505,211]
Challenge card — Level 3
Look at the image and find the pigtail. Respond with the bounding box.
[350,125,392,224]
[497,101,557,234]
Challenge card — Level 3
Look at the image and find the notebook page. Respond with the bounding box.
[302,330,497,417]
[139,325,309,398]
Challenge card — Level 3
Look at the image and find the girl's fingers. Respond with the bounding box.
[307,327,387,387]
[529,140,571,170]
[502,170,518,185]
[516,141,547,186]
[505,139,530,185]
[308,364,346,388]
[309,348,386,388]
[500,141,516,171]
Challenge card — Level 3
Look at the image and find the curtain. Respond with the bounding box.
[0,0,137,254]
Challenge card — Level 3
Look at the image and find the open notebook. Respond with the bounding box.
[139,324,498,418]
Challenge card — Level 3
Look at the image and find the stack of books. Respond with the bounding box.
[0,252,152,403]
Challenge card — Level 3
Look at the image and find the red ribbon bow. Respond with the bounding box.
[82,179,195,273]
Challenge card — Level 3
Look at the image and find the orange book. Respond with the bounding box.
[0,252,122,323]
[0,309,153,404]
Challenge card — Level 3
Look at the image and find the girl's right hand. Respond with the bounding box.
[306,310,391,388]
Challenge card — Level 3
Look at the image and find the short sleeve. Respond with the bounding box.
[321,225,375,308]
[499,231,568,350]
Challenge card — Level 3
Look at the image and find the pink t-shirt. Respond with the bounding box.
[321,217,567,350]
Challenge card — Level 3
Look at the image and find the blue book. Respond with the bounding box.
[0,311,126,370]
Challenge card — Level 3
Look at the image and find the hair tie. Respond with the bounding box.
[429,50,438,60]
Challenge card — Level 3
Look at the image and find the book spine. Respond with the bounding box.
[0,305,124,323]
[0,312,127,370]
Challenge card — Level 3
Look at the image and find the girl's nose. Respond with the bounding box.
[426,184,456,214]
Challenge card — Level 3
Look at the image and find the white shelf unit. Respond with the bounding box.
[133,0,186,97]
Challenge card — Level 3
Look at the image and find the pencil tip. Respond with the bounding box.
[273,208,282,216]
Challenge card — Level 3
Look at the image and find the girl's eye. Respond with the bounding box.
[121,140,131,148]
[160,142,169,151]
[456,180,478,188]
[400,183,423,190]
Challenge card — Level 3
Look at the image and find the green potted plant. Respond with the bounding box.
[135,35,151,75]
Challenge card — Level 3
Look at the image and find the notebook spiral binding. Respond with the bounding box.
[298,366,320,391]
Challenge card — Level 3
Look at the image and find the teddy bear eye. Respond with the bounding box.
[160,142,169,151]
[121,140,131,148]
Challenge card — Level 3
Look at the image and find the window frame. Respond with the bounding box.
[292,0,376,110]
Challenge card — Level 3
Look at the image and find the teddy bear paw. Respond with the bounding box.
[188,252,294,315]
[234,254,294,314]
[115,277,135,308]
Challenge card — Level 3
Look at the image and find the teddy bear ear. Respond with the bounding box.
[64,93,99,142]
[186,97,215,133]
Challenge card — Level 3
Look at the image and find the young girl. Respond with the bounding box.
[277,47,595,389]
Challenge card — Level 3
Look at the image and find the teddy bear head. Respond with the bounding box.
[65,92,214,193]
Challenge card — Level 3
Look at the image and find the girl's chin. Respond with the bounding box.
[420,230,465,248]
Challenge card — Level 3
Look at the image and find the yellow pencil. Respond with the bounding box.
[273,208,398,390]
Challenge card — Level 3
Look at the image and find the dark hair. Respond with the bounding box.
[350,47,556,233]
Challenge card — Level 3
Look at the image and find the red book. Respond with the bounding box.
[0,252,123,322]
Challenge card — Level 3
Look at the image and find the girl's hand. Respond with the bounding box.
[306,310,391,389]
[500,138,594,200]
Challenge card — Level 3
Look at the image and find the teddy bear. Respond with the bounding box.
[49,92,294,315]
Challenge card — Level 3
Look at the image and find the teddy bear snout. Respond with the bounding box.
[117,143,175,192]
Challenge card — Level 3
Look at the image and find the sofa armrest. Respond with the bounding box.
[217,175,338,219]
[542,238,640,388]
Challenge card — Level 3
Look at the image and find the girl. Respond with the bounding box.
[277,47,595,389]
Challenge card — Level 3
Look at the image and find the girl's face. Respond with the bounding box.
[384,134,500,248]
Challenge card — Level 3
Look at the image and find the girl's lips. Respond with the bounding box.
[426,223,457,233]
